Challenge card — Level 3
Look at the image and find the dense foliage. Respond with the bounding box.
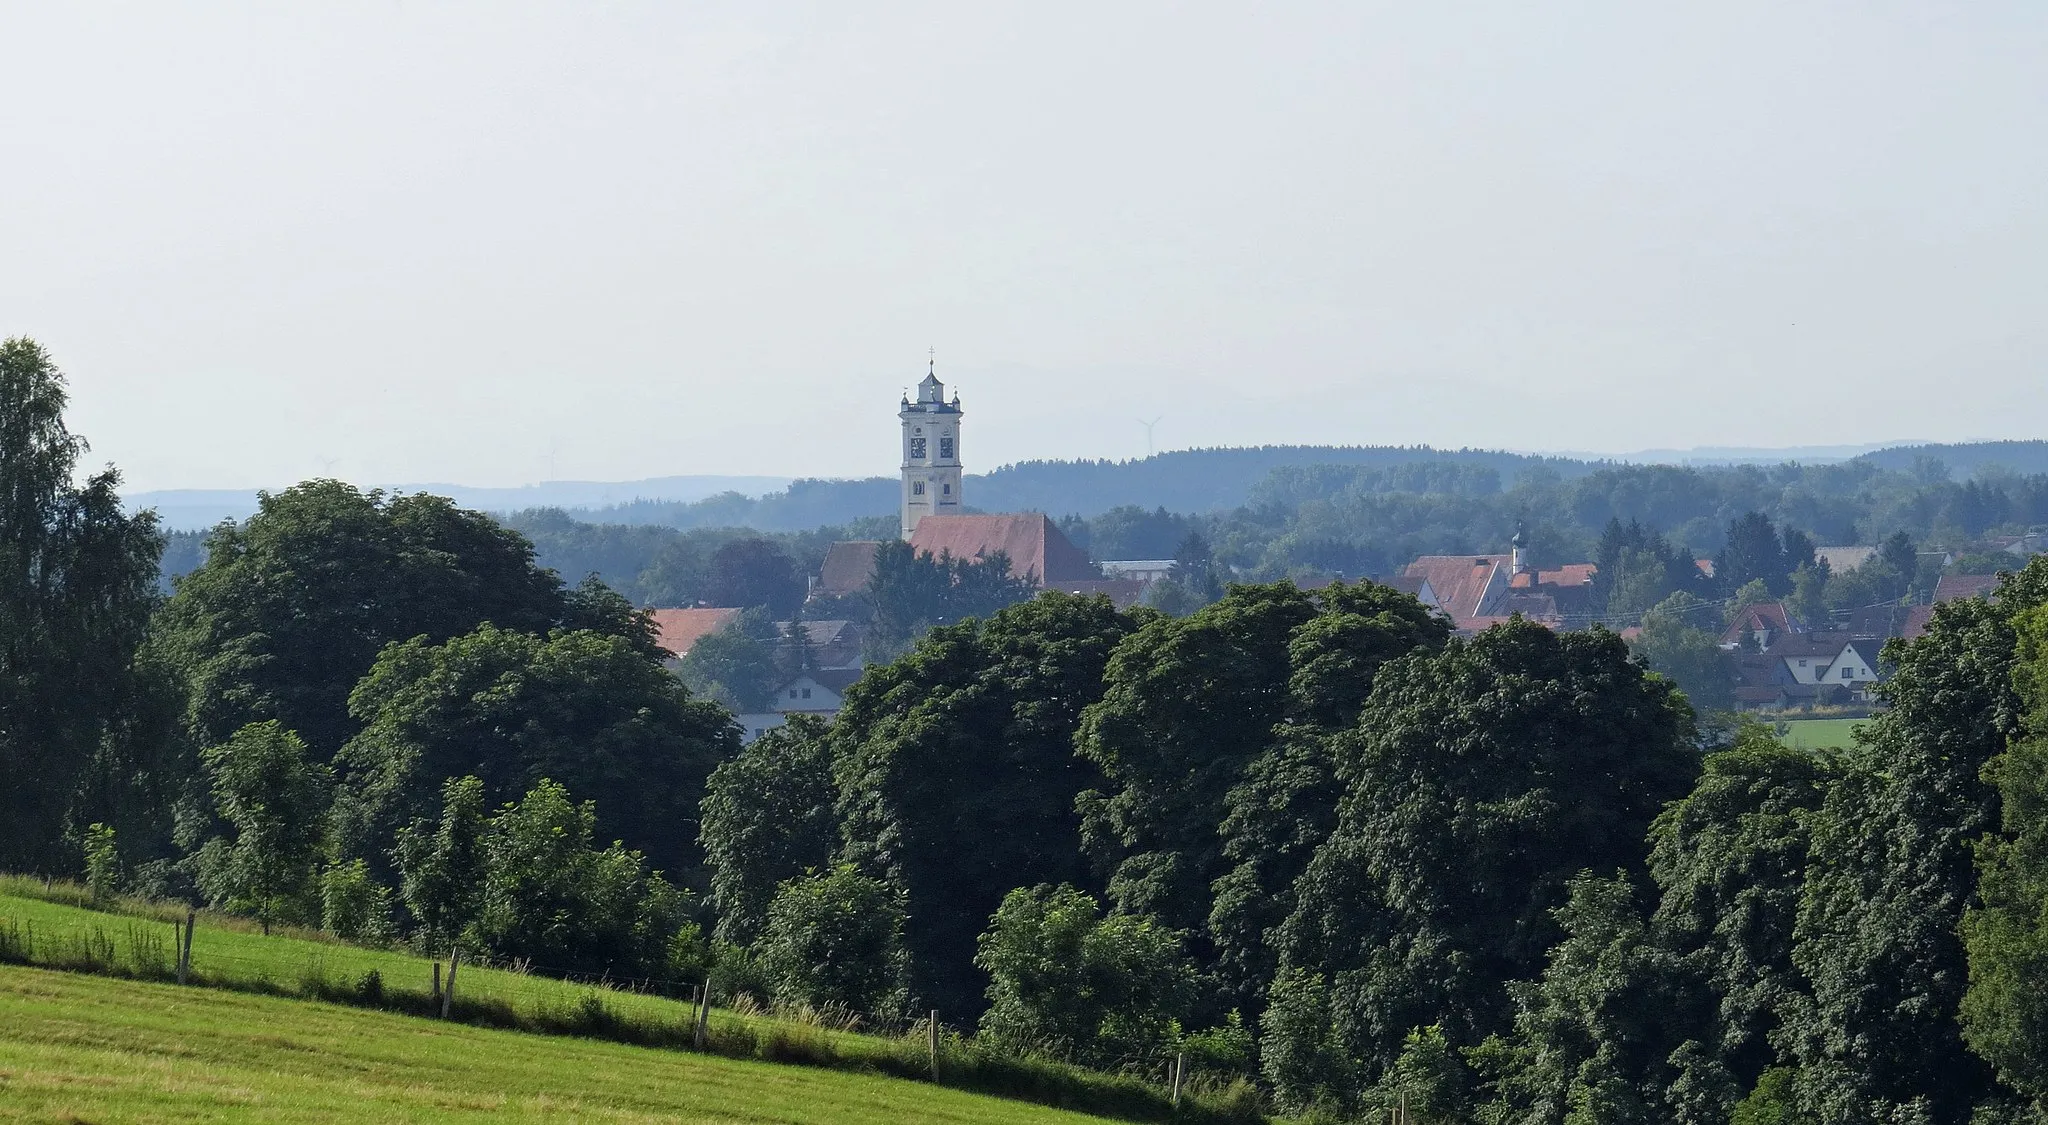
[0,338,164,873]
[32,336,2048,1113]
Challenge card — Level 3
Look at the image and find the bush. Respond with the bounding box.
[974,884,1195,1071]
[81,823,118,905]
[320,859,395,944]
[757,865,908,1019]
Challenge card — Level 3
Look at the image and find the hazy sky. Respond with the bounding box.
[5,3,2044,491]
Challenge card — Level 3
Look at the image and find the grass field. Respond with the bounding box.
[0,881,1257,1124]
[0,962,1127,1124]
[1778,718,1867,750]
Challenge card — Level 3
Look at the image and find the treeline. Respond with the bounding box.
[709,562,2048,1124]
[157,450,2048,625]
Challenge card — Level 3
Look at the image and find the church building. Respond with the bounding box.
[899,365,964,538]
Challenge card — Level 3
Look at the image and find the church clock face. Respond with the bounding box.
[909,437,927,459]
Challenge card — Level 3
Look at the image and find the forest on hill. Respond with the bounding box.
[156,446,2044,622]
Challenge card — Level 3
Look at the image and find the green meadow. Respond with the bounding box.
[0,962,1124,1124]
[0,882,1254,1124]
[1777,717,1866,750]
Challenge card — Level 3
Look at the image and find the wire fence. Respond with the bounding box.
[0,887,1265,1124]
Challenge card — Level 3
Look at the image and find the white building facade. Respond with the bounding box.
[900,367,964,538]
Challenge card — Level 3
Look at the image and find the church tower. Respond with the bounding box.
[900,360,963,538]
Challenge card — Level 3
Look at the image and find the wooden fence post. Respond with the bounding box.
[441,950,460,1019]
[1171,1051,1185,1108]
[928,1010,941,1083]
[694,980,711,1048]
[176,910,194,984]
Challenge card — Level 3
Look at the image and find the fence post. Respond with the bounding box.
[1172,1051,1185,1108]
[694,980,711,1048]
[441,949,460,1019]
[177,910,194,984]
[928,1009,941,1083]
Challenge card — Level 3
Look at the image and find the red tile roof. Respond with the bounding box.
[907,514,1096,585]
[1934,574,2001,603]
[1722,601,1795,646]
[648,607,743,659]
[1903,604,1935,640]
[818,540,883,596]
[1403,555,1508,622]
[1540,564,1598,587]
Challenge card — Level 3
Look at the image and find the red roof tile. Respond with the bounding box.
[907,514,1096,586]
[1934,574,2001,603]
[1403,555,1508,622]
[648,607,743,659]
[818,540,883,596]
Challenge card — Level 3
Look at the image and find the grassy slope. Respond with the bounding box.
[0,963,1119,1124]
[0,886,1252,1124]
[0,885,711,1035]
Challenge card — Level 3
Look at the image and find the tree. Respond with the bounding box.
[195,722,332,934]
[1648,724,1833,1124]
[864,539,1038,661]
[1787,563,2048,1123]
[1170,531,1224,602]
[0,337,164,873]
[1078,583,1320,943]
[333,624,736,879]
[82,823,119,905]
[1469,873,1675,1125]
[700,537,804,616]
[1209,580,1451,1009]
[1631,593,1737,712]
[394,775,490,952]
[1267,621,1696,1106]
[836,592,1136,1015]
[698,716,840,946]
[676,624,780,712]
[1962,603,2048,1101]
[1719,513,1792,597]
[473,778,689,976]
[156,480,652,762]
[757,864,908,1017]
[975,884,1196,1070]
[1785,565,1829,630]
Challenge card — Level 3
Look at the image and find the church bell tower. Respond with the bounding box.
[900,359,963,538]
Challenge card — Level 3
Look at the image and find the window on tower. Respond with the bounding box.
[942,483,951,495]
[912,480,926,496]
[909,437,927,459]
[939,436,954,459]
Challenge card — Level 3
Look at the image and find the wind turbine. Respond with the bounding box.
[315,455,341,478]
[1139,415,1165,457]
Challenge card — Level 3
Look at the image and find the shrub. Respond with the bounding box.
[975,883,1195,1071]
[757,865,908,1019]
[81,823,118,905]
[320,859,395,944]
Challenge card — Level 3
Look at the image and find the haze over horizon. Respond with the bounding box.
[6,3,2043,493]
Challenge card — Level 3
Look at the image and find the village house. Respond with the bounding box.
[1401,531,1595,634]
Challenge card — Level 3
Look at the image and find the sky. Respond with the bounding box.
[4,2,2044,492]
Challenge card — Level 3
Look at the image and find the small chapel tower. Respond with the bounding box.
[900,360,963,538]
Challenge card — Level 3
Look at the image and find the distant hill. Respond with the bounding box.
[132,475,793,531]
[1855,441,2048,478]
[133,441,2048,535]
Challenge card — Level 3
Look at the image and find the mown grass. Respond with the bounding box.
[0,962,1130,1124]
[1778,717,1865,750]
[0,879,1262,1124]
